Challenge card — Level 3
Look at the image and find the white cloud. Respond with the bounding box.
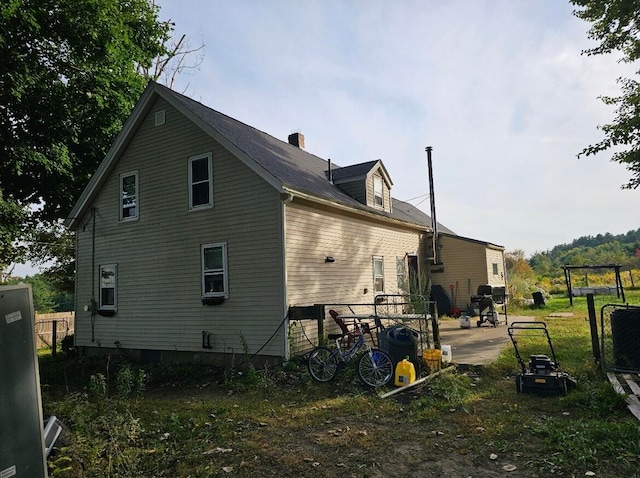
[159,0,640,255]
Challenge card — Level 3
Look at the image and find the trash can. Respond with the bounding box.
[611,308,640,370]
[380,325,418,365]
[532,291,545,306]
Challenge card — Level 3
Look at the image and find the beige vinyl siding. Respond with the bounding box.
[434,235,502,310]
[384,182,392,213]
[284,199,426,350]
[74,97,285,357]
[366,170,391,212]
[485,247,506,287]
[285,201,425,304]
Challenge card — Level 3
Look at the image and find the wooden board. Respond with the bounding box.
[623,374,640,396]
[607,372,640,422]
[379,366,455,399]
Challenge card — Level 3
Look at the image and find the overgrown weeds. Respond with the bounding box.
[40,309,640,477]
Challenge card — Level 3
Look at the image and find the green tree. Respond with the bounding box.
[505,249,535,279]
[0,0,202,290]
[571,0,640,189]
[2,274,56,312]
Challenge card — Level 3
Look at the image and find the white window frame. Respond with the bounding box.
[373,175,384,208]
[396,256,406,291]
[119,171,139,221]
[492,262,499,275]
[99,264,117,310]
[189,153,213,210]
[373,256,385,294]
[201,242,228,298]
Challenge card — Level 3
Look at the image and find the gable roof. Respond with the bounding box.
[65,81,452,234]
[331,160,392,187]
[439,231,503,250]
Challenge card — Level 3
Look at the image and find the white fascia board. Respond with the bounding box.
[283,187,430,232]
[64,83,158,230]
[158,93,284,194]
[64,83,285,230]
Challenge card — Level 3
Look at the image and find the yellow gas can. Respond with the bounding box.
[394,357,416,386]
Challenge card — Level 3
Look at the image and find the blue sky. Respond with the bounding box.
[13,1,640,276]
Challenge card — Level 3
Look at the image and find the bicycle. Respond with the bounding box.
[307,319,394,387]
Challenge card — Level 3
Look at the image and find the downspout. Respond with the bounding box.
[281,192,294,359]
[90,208,97,343]
[425,146,439,265]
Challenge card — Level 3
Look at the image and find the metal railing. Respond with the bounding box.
[598,303,640,374]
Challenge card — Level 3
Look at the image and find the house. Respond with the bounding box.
[65,81,505,365]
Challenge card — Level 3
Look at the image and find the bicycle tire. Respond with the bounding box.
[358,348,393,387]
[308,346,339,382]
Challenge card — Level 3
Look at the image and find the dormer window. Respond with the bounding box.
[373,175,383,207]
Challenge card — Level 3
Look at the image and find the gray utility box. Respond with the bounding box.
[0,284,48,477]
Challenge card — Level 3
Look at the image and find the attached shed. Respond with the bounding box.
[431,232,506,312]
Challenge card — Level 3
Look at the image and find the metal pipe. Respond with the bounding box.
[425,146,439,264]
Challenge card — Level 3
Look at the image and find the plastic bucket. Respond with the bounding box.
[422,349,441,371]
[459,316,471,328]
[441,344,452,364]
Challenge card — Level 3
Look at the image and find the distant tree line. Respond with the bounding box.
[2,275,73,313]
[504,228,640,305]
[528,228,640,277]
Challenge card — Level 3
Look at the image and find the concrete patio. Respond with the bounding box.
[437,316,535,366]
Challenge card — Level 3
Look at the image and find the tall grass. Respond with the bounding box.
[39,291,640,477]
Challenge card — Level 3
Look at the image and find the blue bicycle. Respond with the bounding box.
[307,320,393,387]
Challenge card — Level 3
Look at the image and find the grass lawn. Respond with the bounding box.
[41,291,640,477]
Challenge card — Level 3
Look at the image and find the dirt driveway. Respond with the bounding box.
[437,316,534,366]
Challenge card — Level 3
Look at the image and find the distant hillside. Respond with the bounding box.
[529,228,640,276]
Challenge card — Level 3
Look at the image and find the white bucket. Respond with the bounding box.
[441,344,452,364]
[459,316,471,329]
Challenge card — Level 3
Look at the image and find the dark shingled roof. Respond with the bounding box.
[331,161,379,182]
[158,84,455,233]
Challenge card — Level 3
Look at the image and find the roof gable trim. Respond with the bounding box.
[64,82,286,230]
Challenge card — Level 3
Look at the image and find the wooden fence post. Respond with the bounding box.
[51,320,57,357]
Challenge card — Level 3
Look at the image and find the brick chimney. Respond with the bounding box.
[288,132,305,149]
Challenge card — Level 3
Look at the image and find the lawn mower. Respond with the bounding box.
[508,321,576,396]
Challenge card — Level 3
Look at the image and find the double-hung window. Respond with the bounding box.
[373,256,385,293]
[189,153,213,210]
[202,242,228,298]
[396,257,405,290]
[373,175,383,207]
[120,171,138,221]
[99,264,117,310]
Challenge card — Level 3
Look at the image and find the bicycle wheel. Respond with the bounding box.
[358,348,393,387]
[308,346,339,382]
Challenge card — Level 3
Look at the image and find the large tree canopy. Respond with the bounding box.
[0,0,199,287]
[571,0,640,189]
